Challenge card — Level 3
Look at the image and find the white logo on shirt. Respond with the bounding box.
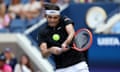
[57,27,62,30]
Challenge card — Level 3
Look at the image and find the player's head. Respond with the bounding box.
[44,4,60,27]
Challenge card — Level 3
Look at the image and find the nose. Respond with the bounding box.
[50,18,55,22]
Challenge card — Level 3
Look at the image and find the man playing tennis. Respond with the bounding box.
[38,4,89,72]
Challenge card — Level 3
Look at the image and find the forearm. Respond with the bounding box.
[64,31,75,45]
[40,43,51,58]
[63,24,75,45]
[41,49,51,58]
[42,47,61,57]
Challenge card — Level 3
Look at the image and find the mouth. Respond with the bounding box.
[49,23,57,27]
[49,22,57,25]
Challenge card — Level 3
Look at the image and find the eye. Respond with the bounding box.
[47,15,59,19]
[48,16,52,18]
[53,17,58,19]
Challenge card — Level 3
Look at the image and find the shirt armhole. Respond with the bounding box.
[64,17,74,26]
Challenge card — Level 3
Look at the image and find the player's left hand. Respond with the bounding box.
[61,43,70,52]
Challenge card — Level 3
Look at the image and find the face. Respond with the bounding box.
[12,0,20,4]
[0,0,3,3]
[64,0,70,3]
[50,0,58,3]
[0,5,5,15]
[46,15,60,27]
[4,52,11,59]
[30,0,35,2]
[21,55,28,65]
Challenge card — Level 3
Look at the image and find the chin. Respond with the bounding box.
[49,24,57,27]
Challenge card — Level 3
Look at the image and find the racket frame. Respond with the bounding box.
[72,28,93,52]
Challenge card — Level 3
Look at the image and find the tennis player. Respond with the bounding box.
[38,4,89,72]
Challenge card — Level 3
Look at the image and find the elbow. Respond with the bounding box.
[42,53,49,58]
[41,50,50,58]
[41,51,46,57]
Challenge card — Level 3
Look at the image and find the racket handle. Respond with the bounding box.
[67,46,71,49]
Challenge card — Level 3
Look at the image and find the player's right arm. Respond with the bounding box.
[38,29,51,57]
[40,42,51,57]
[38,29,63,57]
[40,43,63,57]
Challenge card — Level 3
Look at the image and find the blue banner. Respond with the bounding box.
[89,34,120,66]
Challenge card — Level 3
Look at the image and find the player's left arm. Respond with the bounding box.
[62,24,75,48]
[65,24,75,45]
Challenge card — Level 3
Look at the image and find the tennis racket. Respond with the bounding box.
[64,28,93,52]
[56,28,93,53]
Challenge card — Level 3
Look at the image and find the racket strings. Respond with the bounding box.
[74,31,90,48]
